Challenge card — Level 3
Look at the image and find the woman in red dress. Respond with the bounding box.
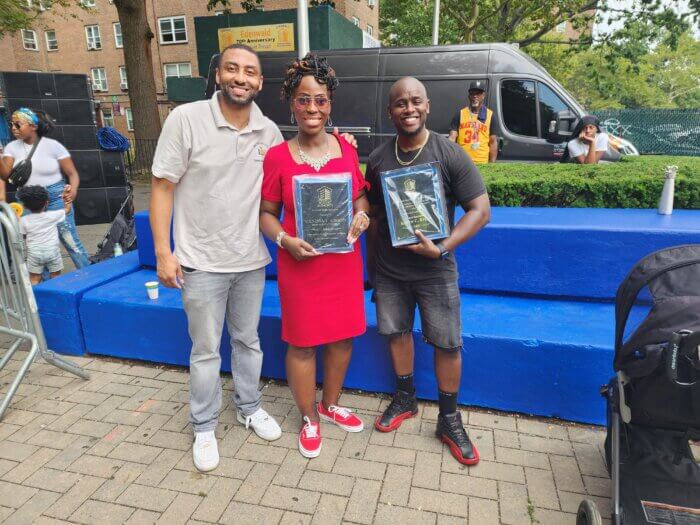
[260,54,370,458]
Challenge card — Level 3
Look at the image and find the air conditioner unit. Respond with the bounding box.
[92,82,105,92]
[87,42,100,50]
[120,82,128,90]
[368,0,376,6]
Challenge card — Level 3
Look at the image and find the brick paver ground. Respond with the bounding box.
[0,349,616,524]
[1,185,621,523]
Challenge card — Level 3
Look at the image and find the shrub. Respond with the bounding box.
[479,156,699,209]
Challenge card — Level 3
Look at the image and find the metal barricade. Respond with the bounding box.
[0,201,89,421]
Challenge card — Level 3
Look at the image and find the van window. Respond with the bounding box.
[538,82,571,138]
[501,80,537,137]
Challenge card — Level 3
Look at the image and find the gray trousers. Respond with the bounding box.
[181,267,265,432]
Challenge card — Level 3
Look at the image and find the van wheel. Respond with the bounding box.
[576,500,602,525]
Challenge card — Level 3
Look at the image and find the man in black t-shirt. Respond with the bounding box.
[366,77,491,465]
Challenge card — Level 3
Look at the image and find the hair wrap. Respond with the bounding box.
[13,107,40,126]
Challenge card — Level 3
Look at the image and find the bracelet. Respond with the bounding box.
[357,211,370,223]
[275,231,287,248]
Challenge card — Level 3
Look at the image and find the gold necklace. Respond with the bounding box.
[394,131,430,166]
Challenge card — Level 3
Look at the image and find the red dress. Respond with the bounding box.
[261,136,368,347]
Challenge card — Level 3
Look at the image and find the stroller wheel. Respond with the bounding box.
[576,499,603,525]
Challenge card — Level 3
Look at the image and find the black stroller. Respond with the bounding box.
[577,244,700,524]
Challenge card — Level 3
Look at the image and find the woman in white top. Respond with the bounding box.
[0,107,90,269]
[566,115,620,164]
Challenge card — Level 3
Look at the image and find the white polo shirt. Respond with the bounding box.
[152,92,284,273]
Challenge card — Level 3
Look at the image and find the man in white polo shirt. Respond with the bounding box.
[150,44,284,472]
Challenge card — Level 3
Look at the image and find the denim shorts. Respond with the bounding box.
[26,245,63,274]
[372,271,462,350]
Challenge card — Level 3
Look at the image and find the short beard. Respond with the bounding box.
[221,85,258,106]
[470,100,481,110]
[396,123,425,138]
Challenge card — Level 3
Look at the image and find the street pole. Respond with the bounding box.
[297,0,310,58]
[432,0,440,45]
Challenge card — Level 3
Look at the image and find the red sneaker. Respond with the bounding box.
[298,416,322,458]
[317,402,364,433]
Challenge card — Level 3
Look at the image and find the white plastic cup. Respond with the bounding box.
[145,281,159,300]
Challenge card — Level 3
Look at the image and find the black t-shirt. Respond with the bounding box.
[366,131,486,282]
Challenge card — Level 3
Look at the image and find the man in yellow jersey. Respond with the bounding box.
[448,81,498,164]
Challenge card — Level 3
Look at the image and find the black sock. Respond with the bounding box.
[396,373,414,394]
[438,390,457,415]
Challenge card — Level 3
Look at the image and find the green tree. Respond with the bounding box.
[527,26,700,109]
[380,0,598,47]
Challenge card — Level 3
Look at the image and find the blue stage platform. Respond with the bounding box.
[38,207,700,424]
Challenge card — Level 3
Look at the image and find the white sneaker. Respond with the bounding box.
[192,431,219,472]
[237,407,282,441]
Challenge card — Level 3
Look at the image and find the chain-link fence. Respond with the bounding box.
[595,109,700,157]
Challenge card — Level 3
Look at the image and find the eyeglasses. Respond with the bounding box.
[293,96,330,109]
[11,122,24,130]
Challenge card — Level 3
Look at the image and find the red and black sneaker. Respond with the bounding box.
[436,411,479,465]
[374,390,418,432]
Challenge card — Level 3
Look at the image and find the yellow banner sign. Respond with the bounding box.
[218,23,295,52]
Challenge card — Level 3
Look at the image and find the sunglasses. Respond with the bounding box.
[11,122,24,130]
[293,95,330,109]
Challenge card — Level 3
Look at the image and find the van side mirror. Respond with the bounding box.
[549,110,577,142]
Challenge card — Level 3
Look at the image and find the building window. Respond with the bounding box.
[164,62,192,79]
[21,29,38,51]
[45,30,58,51]
[119,66,128,89]
[91,67,108,92]
[366,24,373,36]
[164,63,192,92]
[113,22,123,48]
[555,21,567,33]
[351,17,360,27]
[125,108,134,131]
[81,0,96,7]
[102,108,115,128]
[85,25,102,50]
[158,16,187,44]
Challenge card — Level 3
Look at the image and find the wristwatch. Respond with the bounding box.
[436,242,449,260]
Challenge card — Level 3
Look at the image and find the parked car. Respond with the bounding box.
[208,43,638,162]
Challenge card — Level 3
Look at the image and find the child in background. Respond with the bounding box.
[16,185,66,284]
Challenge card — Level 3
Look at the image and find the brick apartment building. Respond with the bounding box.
[0,0,379,138]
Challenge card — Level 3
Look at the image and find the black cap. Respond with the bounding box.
[468,80,486,92]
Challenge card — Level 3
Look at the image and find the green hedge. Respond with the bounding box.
[479,156,700,209]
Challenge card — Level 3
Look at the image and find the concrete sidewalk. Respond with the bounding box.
[0,349,613,524]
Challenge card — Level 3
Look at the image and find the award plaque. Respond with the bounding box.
[293,173,353,253]
[380,162,450,247]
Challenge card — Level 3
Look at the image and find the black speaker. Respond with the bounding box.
[70,150,104,188]
[1,72,44,99]
[73,186,128,225]
[5,98,95,127]
[57,126,99,150]
[101,151,127,187]
[74,188,111,225]
[54,74,91,100]
[0,72,90,100]
[107,186,129,217]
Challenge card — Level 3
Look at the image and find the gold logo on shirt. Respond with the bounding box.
[403,178,416,192]
[317,186,332,207]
